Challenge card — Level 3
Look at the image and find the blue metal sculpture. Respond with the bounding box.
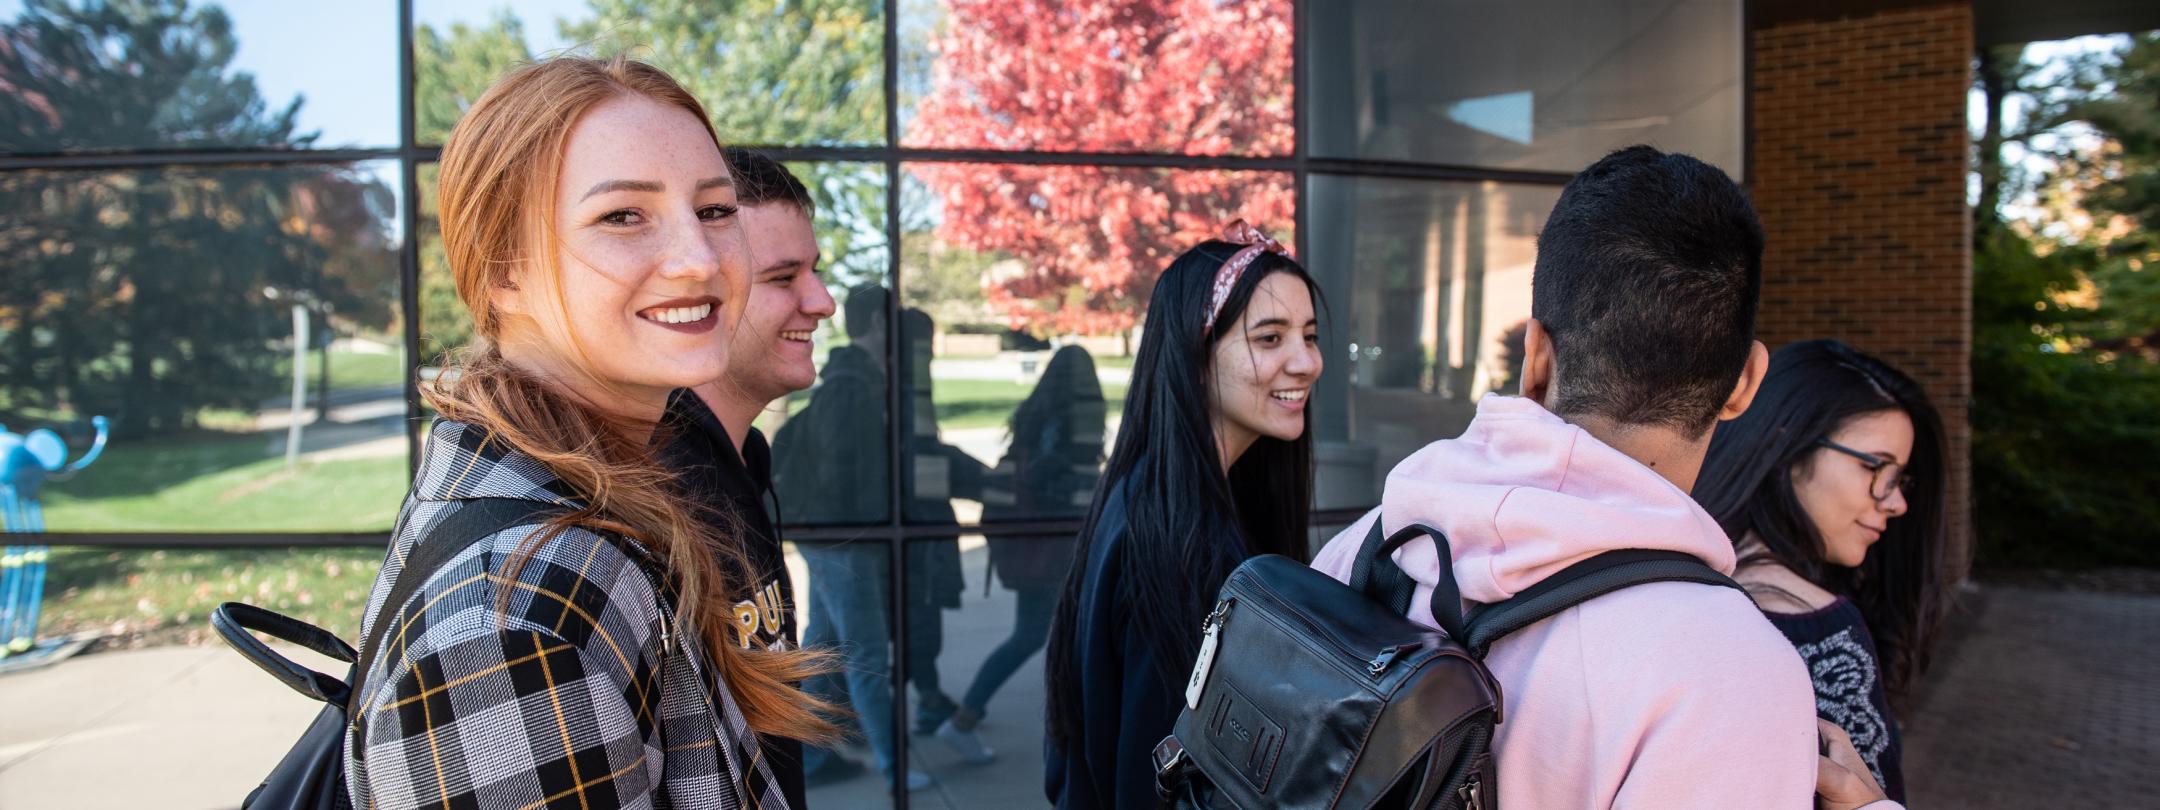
[1,416,109,657]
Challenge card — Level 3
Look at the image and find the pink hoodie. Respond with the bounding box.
[1313,396,1896,809]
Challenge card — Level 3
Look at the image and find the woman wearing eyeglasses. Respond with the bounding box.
[1693,339,1949,804]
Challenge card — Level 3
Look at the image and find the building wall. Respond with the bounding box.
[1749,0,1977,573]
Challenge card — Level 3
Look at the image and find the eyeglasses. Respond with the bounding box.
[1812,438,1914,504]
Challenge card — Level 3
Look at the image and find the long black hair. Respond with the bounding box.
[1003,345,1106,519]
[1010,345,1105,463]
[1694,339,1947,701]
[1044,240,1322,747]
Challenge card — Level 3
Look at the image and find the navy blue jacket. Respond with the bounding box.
[1045,475,1236,810]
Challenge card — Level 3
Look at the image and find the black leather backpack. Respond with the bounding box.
[1153,516,1740,809]
[209,498,560,810]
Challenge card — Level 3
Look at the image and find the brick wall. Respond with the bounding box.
[1749,1,1976,574]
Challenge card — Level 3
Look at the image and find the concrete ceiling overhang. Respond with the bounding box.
[1752,0,2159,46]
[1973,0,2160,46]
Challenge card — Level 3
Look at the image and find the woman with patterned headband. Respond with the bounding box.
[1042,222,1327,810]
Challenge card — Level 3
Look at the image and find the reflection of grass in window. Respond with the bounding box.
[932,378,1129,431]
[1094,355,1135,370]
[275,346,409,393]
[40,546,384,647]
[39,435,405,533]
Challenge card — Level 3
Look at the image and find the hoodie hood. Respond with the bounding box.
[1376,395,1735,605]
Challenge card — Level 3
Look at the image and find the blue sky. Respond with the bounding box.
[0,0,596,148]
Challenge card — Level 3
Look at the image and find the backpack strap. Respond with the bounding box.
[1462,549,1741,658]
[350,498,566,710]
[1347,514,1469,644]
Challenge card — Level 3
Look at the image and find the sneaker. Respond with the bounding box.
[802,753,866,787]
[897,769,935,792]
[912,693,959,736]
[936,718,997,765]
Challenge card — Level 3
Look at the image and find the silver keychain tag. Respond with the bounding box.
[1185,598,1233,709]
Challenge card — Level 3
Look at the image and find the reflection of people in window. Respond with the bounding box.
[772,286,889,526]
[770,291,985,792]
[896,306,989,741]
[934,345,1106,763]
[771,285,915,789]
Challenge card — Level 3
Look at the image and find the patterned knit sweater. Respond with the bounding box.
[1765,597,1906,803]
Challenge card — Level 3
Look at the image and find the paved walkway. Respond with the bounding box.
[0,644,318,810]
[1901,584,2160,808]
[3,580,2153,808]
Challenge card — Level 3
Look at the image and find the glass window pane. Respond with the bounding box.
[904,535,1057,802]
[757,163,892,527]
[416,162,467,366]
[898,163,1295,526]
[787,538,899,806]
[1308,0,1743,176]
[0,163,409,533]
[1306,175,1560,510]
[414,0,885,147]
[900,0,1293,156]
[1,0,398,154]
[763,280,896,527]
[42,546,382,647]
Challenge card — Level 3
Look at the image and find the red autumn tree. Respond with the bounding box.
[906,0,1295,336]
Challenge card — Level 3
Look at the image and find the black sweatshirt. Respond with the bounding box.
[656,388,805,808]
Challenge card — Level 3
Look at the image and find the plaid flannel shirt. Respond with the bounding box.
[345,420,785,810]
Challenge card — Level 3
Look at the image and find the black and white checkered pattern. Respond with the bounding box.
[344,419,785,810]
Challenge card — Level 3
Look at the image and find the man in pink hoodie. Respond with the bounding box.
[1311,146,1900,809]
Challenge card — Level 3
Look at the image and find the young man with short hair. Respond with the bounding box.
[1311,146,1897,809]
[654,147,834,808]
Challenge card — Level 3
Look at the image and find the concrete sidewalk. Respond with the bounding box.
[6,579,2154,808]
[0,643,329,810]
[0,540,1050,810]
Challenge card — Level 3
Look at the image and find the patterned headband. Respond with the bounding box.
[1202,219,1291,337]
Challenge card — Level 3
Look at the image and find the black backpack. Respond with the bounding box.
[209,498,560,810]
[1152,517,1740,809]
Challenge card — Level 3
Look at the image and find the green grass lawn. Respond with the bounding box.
[39,546,385,645]
[281,347,407,393]
[32,429,403,646]
[766,376,1128,432]
[39,433,405,533]
[932,378,1129,431]
[316,348,407,391]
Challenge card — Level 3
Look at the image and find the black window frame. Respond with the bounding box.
[3,2,1748,805]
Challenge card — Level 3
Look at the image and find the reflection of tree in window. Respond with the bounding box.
[0,1,311,153]
[906,0,1295,340]
[1,3,398,439]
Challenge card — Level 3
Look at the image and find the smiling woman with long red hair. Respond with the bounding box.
[343,55,836,809]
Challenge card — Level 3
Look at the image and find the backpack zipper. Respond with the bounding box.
[1367,642,1421,677]
[1240,577,1413,686]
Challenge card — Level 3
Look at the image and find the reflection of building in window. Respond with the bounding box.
[1305,177,1559,506]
